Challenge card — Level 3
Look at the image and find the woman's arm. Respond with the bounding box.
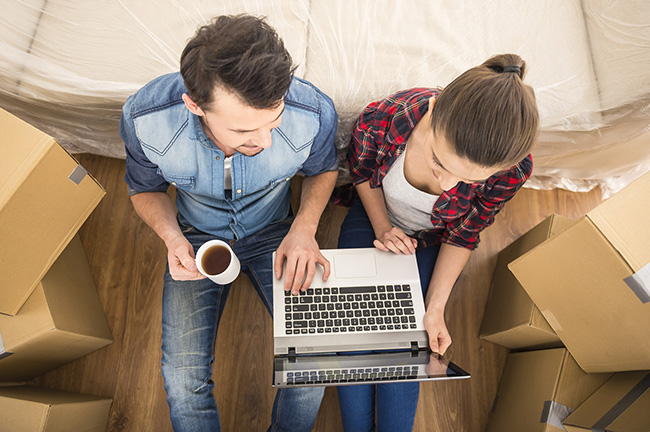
[423,242,471,354]
[356,181,417,254]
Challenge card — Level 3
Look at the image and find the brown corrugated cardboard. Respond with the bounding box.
[563,371,650,432]
[0,108,105,315]
[0,235,112,381]
[0,385,112,432]
[480,215,571,350]
[509,171,650,372]
[487,348,612,432]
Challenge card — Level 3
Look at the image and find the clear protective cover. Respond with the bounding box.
[1,0,649,196]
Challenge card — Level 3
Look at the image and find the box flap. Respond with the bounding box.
[0,138,105,315]
[509,217,650,372]
[0,109,55,208]
[486,348,566,432]
[0,285,55,351]
[587,171,650,271]
[563,371,650,432]
[0,386,49,432]
[43,236,112,340]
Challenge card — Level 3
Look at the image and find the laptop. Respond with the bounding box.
[272,247,470,387]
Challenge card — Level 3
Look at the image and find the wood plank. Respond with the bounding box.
[34,154,603,431]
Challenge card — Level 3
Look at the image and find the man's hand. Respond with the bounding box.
[166,235,205,281]
[373,226,418,255]
[274,225,330,294]
[423,308,452,355]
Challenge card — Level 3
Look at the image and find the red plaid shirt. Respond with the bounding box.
[343,88,533,250]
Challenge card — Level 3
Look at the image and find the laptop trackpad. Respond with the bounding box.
[334,252,377,278]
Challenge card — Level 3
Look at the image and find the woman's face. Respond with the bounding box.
[423,130,505,191]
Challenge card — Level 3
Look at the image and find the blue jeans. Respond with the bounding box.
[161,217,324,432]
[336,200,440,432]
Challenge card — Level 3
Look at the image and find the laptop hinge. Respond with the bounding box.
[288,347,297,363]
[410,342,419,357]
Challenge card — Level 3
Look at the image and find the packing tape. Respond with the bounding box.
[0,330,13,360]
[68,164,88,185]
[541,310,563,332]
[624,261,650,304]
[541,400,574,430]
[590,372,650,432]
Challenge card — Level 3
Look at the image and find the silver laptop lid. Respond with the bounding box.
[273,248,428,355]
[272,350,470,387]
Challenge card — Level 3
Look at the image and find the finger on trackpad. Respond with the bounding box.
[334,253,377,278]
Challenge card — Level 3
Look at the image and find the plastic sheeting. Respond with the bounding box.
[1,0,649,196]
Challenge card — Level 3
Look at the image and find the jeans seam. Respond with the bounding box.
[269,388,284,431]
[245,264,272,313]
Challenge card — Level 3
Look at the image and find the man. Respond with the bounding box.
[120,15,338,431]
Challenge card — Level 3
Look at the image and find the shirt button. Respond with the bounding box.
[236,189,242,194]
[216,156,220,160]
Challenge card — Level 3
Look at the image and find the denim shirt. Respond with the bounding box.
[121,72,338,240]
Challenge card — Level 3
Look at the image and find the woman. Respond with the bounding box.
[336,53,539,431]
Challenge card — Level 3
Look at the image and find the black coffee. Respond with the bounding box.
[201,245,231,275]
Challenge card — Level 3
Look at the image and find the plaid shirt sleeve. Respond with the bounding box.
[347,89,434,187]
[416,154,534,250]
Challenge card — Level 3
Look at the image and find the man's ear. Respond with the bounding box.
[182,93,204,117]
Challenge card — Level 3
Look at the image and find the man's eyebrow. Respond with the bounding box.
[229,105,285,133]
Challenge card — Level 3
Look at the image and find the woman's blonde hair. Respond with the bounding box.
[431,54,539,167]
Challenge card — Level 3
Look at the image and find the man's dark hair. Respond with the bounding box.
[180,14,295,110]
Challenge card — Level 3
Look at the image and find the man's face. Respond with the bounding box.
[188,87,285,157]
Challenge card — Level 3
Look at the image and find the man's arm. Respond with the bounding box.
[130,192,204,280]
[423,242,471,355]
[274,170,338,293]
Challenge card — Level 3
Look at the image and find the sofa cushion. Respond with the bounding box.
[583,0,650,111]
[304,0,602,151]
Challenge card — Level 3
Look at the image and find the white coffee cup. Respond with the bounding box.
[195,240,241,285]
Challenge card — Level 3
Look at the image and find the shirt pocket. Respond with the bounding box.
[157,168,196,190]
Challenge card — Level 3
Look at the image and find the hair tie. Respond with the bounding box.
[503,65,521,77]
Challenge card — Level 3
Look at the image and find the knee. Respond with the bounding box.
[161,361,214,405]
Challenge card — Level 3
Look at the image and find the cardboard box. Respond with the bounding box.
[480,215,571,350]
[563,371,650,432]
[509,172,650,372]
[0,385,112,432]
[487,348,611,432]
[0,108,105,315]
[0,235,112,382]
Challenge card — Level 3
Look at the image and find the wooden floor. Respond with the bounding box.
[34,154,604,432]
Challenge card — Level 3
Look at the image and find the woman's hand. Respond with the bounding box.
[373,227,418,254]
[423,308,452,355]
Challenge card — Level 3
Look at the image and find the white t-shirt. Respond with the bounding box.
[382,147,438,235]
[223,155,234,190]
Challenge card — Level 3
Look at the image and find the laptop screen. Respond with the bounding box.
[273,350,470,387]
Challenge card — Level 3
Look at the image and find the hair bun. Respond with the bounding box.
[502,65,522,77]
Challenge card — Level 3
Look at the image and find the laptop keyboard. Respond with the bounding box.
[283,285,418,335]
[285,365,421,385]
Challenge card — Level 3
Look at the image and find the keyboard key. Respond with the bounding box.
[340,286,377,294]
[403,284,411,291]
[396,292,411,299]
[293,305,309,311]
